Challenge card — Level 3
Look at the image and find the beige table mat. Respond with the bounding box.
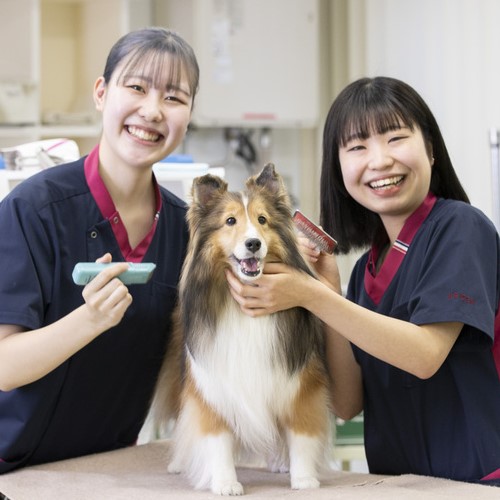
[0,440,498,499]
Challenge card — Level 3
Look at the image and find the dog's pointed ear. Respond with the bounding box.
[192,174,228,206]
[249,163,283,195]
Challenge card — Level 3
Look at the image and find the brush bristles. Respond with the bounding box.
[292,211,337,254]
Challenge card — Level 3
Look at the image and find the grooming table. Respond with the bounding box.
[0,440,497,499]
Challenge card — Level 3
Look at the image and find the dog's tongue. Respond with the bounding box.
[240,258,259,274]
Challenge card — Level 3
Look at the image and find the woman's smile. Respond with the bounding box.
[368,175,405,191]
[125,124,164,143]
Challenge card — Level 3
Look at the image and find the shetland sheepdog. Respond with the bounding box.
[152,163,331,495]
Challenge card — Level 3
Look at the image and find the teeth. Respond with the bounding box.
[369,176,403,189]
[127,125,160,142]
[231,255,262,278]
[239,257,261,276]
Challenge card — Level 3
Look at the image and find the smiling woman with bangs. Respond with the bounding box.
[226,76,500,486]
[0,27,199,473]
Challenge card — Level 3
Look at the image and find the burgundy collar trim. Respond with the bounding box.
[364,192,437,305]
[84,145,161,262]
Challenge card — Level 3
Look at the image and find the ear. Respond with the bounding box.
[93,77,107,111]
[192,174,228,207]
[249,163,283,195]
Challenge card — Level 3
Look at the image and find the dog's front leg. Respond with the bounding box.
[205,431,244,495]
[286,430,321,490]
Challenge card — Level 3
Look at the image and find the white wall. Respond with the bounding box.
[345,0,500,221]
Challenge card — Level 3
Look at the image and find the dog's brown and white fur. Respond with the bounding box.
[153,164,331,495]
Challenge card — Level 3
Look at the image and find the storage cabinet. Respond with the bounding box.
[0,0,153,153]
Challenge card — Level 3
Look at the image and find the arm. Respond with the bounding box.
[300,277,462,379]
[0,255,132,391]
[325,323,364,419]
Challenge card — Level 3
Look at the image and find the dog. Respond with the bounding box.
[152,163,331,495]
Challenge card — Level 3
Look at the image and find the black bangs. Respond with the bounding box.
[117,48,188,93]
[339,100,416,147]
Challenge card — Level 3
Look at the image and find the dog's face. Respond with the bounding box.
[212,194,272,282]
[188,163,292,283]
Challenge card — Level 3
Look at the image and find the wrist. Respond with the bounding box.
[300,275,323,310]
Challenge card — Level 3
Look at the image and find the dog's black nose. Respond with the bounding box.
[245,238,261,253]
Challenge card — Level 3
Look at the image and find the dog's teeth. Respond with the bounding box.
[240,258,259,275]
[243,258,258,271]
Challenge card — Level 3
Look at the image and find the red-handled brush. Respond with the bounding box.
[292,210,337,254]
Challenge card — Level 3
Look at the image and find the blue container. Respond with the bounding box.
[159,154,194,163]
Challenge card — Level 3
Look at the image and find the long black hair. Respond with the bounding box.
[320,76,469,254]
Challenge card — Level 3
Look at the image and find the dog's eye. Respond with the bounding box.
[258,216,267,225]
[226,217,236,226]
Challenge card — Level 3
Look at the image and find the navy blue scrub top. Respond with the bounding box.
[347,194,500,483]
[0,152,188,472]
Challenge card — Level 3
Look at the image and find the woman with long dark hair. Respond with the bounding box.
[227,76,500,485]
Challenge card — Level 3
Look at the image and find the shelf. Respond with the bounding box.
[0,126,38,137]
[40,124,101,138]
[0,125,101,152]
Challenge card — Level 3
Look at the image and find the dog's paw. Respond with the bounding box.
[211,480,244,496]
[167,460,182,474]
[291,476,320,490]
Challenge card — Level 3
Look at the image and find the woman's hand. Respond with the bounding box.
[0,254,133,390]
[81,254,133,332]
[297,234,322,263]
[225,233,343,318]
[226,262,311,317]
[297,235,342,293]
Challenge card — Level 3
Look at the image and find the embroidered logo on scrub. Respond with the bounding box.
[448,291,476,304]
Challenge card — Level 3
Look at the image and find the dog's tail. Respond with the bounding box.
[148,307,184,439]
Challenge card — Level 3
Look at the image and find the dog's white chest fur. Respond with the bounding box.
[189,299,300,450]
